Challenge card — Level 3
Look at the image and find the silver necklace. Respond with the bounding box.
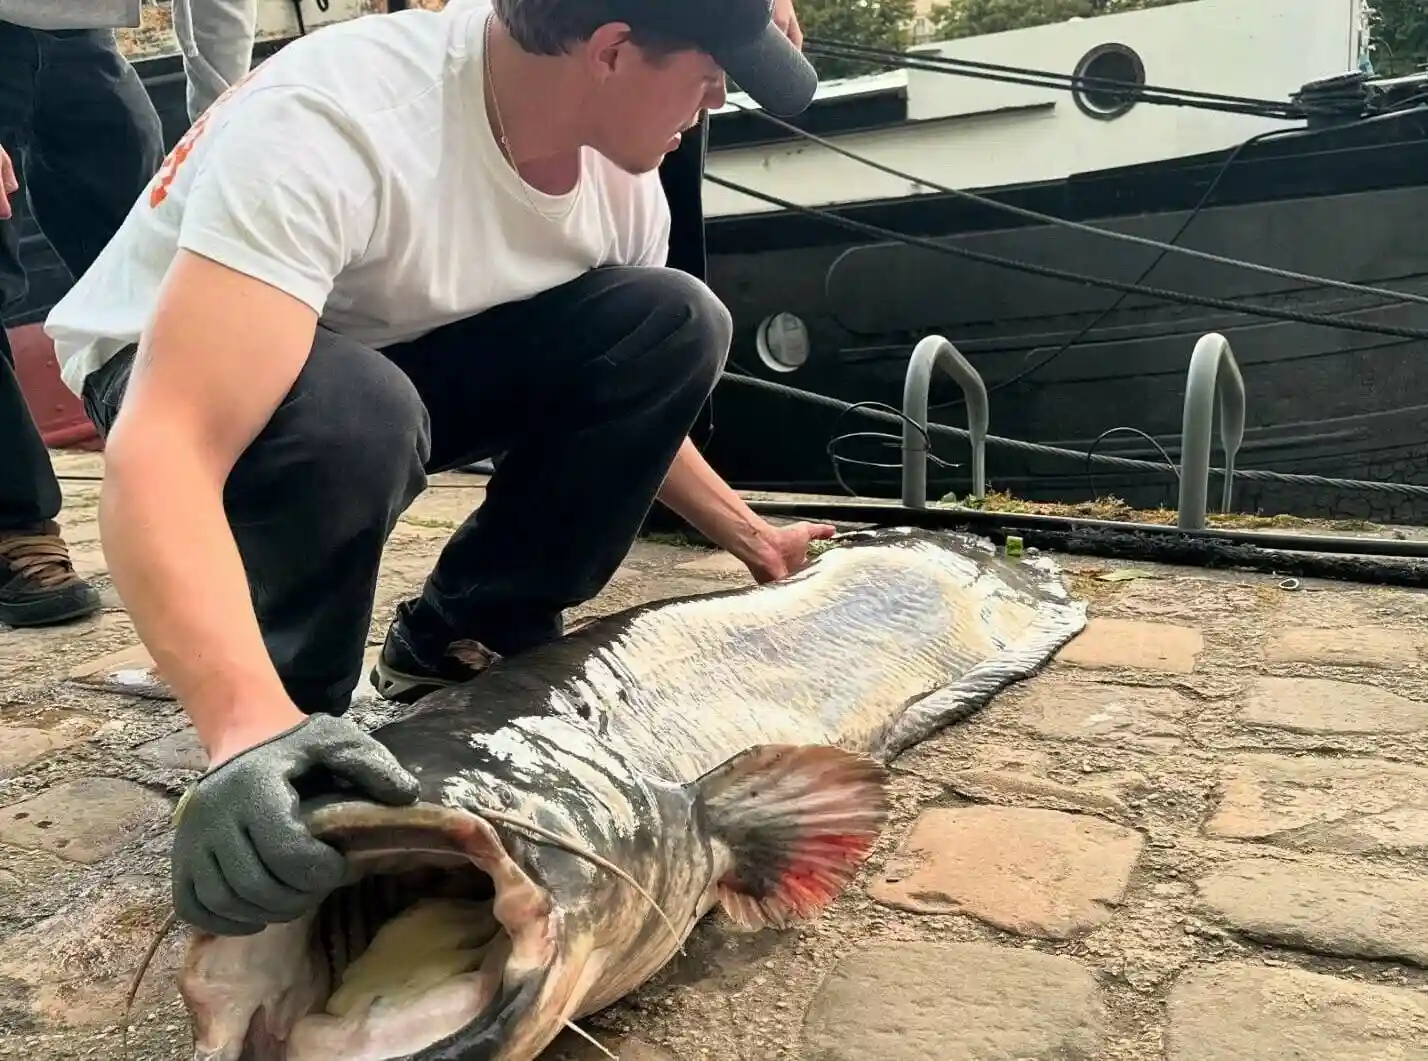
[484,13,577,221]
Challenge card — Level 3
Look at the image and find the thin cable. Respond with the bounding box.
[703,173,1428,342]
[806,35,1299,110]
[818,36,1424,123]
[1084,426,1180,498]
[727,101,1428,310]
[823,399,960,496]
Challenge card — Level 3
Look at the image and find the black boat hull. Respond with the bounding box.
[700,104,1428,523]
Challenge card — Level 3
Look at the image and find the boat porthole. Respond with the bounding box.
[755,312,811,373]
[1072,42,1145,120]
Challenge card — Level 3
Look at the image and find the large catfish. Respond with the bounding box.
[176,526,1086,1060]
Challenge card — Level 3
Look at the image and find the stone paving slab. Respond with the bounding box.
[1264,625,1427,668]
[1197,859,1428,967]
[1166,964,1428,1059]
[800,942,1105,1061]
[0,715,99,780]
[1240,675,1428,734]
[1205,752,1428,854]
[1055,617,1205,674]
[0,777,170,864]
[5,451,1428,1059]
[937,767,1130,818]
[1019,679,1197,750]
[869,806,1144,939]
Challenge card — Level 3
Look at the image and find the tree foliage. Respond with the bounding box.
[924,0,1428,75]
[795,0,918,80]
[1367,0,1428,73]
[931,0,1186,42]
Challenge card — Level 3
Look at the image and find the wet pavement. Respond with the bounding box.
[4,450,1428,1060]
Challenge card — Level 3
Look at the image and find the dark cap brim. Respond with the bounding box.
[712,23,818,118]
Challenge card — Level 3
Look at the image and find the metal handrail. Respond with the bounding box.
[902,335,989,508]
[1178,332,1246,529]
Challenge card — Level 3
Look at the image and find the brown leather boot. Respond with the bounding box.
[0,520,102,628]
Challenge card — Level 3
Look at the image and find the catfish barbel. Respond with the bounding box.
[173,526,1086,1060]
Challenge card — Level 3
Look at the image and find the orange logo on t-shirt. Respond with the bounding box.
[148,64,262,209]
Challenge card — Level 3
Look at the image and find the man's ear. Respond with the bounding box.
[584,21,637,81]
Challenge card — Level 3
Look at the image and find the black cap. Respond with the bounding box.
[612,0,819,117]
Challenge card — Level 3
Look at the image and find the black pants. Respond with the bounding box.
[0,22,165,531]
[83,266,732,713]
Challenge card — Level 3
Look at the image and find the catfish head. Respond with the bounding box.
[173,736,887,1061]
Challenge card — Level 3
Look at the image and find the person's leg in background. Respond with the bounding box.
[0,21,104,627]
[25,27,164,277]
[0,25,164,629]
[0,218,99,626]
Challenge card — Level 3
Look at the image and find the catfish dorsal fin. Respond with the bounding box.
[692,744,890,932]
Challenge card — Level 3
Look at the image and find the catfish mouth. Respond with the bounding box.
[178,801,570,1061]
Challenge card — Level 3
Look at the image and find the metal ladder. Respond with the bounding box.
[899,331,1245,530]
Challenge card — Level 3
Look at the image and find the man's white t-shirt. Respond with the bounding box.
[44,0,673,397]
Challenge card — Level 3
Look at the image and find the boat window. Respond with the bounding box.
[755,312,811,373]
[1072,42,1145,120]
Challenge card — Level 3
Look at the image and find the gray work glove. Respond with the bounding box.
[170,713,421,936]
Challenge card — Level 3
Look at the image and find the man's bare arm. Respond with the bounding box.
[656,437,834,581]
[101,249,319,766]
[656,437,773,561]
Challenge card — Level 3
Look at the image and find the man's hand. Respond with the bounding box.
[0,145,17,221]
[172,714,420,936]
[657,439,836,583]
[745,520,836,584]
[773,0,803,49]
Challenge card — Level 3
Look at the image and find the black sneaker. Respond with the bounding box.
[369,619,501,704]
[0,520,102,628]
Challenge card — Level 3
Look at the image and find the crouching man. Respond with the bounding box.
[43,0,831,937]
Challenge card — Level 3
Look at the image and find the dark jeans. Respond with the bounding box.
[0,294,58,532]
[82,266,732,714]
[0,21,165,531]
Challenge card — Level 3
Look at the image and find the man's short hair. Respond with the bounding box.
[491,0,821,118]
[493,0,689,58]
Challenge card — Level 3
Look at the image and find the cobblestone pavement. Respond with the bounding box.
[5,452,1428,1060]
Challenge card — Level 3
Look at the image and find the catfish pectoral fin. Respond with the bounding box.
[446,639,503,671]
[690,743,891,933]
